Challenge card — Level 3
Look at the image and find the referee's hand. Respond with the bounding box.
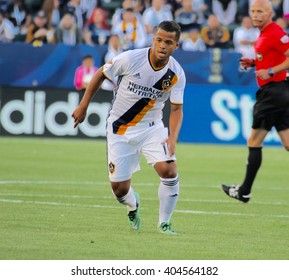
[255,69,271,80]
[239,58,255,70]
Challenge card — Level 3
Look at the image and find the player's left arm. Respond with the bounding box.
[167,103,183,156]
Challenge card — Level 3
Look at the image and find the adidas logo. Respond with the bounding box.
[133,73,141,79]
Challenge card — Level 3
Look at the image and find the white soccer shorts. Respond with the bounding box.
[106,122,176,182]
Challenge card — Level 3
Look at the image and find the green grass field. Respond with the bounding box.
[0,137,288,260]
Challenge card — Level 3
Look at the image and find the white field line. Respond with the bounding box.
[0,198,121,209]
[0,180,107,185]
[0,180,288,207]
[0,180,287,191]
[0,180,212,188]
[175,209,289,219]
[0,192,287,206]
[0,197,289,219]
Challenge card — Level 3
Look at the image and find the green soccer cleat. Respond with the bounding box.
[158,222,177,235]
[127,192,141,232]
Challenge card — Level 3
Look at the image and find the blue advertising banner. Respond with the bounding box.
[179,84,282,145]
[0,84,282,145]
[0,43,107,89]
[0,43,281,145]
[0,43,256,89]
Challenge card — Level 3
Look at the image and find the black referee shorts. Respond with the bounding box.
[252,80,289,131]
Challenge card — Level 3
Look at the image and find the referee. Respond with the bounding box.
[222,0,289,203]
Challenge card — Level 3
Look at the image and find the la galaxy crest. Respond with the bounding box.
[162,78,172,91]
[153,69,177,92]
[108,162,115,174]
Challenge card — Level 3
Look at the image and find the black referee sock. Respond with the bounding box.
[240,147,262,196]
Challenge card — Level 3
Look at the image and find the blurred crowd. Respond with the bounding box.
[1,0,289,57]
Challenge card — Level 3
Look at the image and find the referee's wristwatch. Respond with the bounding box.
[268,68,274,77]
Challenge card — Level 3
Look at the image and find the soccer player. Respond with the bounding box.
[222,0,289,203]
[72,21,186,234]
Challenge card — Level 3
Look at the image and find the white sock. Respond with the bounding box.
[113,186,137,211]
[158,175,179,225]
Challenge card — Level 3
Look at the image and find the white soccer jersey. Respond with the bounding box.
[102,47,186,135]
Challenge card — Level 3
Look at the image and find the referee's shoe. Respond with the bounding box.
[221,184,251,203]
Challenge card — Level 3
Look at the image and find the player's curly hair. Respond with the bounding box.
[156,21,181,42]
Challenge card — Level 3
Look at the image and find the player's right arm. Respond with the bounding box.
[72,67,106,128]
